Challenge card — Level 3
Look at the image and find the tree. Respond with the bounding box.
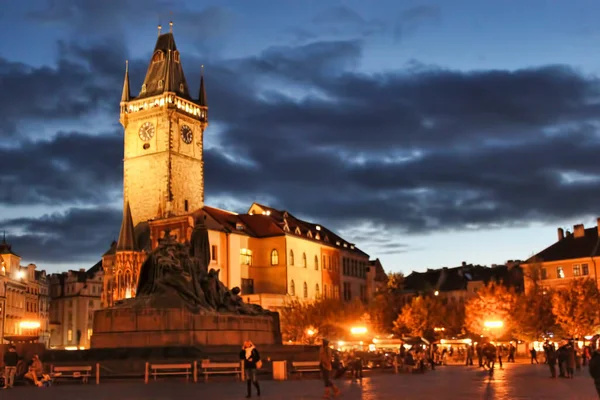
[552,278,600,338]
[464,281,516,336]
[513,258,556,341]
[393,296,445,340]
[368,272,405,334]
[279,298,366,343]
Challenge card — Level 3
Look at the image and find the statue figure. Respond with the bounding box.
[130,219,270,316]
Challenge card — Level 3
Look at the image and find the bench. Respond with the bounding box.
[201,360,242,382]
[51,365,93,384]
[145,363,193,383]
[291,361,321,375]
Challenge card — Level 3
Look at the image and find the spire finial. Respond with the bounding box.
[125,59,129,73]
[201,64,204,77]
[169,20,173,33]
[158,24,162,37]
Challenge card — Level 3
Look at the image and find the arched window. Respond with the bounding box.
[303,282,308,298]
[314,255,319,270]
[315,284,320,299]
[322,255,327,270]
[289,250,294,266]
[290,280,295,296]
[323,283,328,299]
[302,253,307,268]
[271,249,279,265]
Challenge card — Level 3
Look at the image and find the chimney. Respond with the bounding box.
[574,224,585,238]
[461,261,467,267]
[558,228,564,241]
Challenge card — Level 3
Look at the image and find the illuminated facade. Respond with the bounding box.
[522,220,600,293]
[99,27,375,311]
[0,238,49,344]
[48,263,103,349]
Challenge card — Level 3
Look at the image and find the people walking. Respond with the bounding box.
[566,343,576,379]
[547,346,557,378]
[466,345,474,366]
[508,343,516,363]
[319,339,340,399]
[530,347,539,364]
[239,340,261,398]
[497,346,503,369]
[588,335,600,396]
[2,345,19,389]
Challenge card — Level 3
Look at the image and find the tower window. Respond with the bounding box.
[184,200,189,212]
[152,51,165,63]
[141,84,147,93]
[174,51,180,63]
[158,80,164,89]
[179,83,184,92]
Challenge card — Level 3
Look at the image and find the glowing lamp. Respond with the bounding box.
[19,321,40,329]
[484,321,504,329]
[350,326,368,335]
[307,329,315,336]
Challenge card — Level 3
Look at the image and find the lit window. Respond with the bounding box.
[289,250,294,266]
[141,84,147,93]
[303,282,308,298]
[240,249,253,266]
[557,266,565,279]
[271,249,279,266]
[158,80,164,89]
[314,255,319,270]
[68,329,73,342]
[87,328,93,340]
[573,264,581,277]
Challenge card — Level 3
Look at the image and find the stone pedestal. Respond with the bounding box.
[91,306,281,348]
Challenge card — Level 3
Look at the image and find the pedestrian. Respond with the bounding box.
[466,345,474,366]
[2,345,19,389]
[497,346,503,369]
[567,343,576,379]
[588,335,600,396]
[239,340,261,398]
[319,339,340,399]
[530,347,539,364]
[476,343,483,367]
[508,343,516,363]
[547,346,557,378]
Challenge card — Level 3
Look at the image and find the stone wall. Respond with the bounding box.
[91,308,281,348]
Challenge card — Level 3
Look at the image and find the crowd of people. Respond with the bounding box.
[1,345,49,389]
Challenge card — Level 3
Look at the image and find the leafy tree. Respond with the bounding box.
[393,296,444,340]
[368,271,405,334]
[464,281,516,336]
[280,298,366,343]
[552,278,600,338]
[513,259,556,341]
[440,299,466,337]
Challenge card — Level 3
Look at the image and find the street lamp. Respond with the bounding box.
[484,321,503,329]
[434,291,439,296]
[350,326,367,335]
[307,328,315,337]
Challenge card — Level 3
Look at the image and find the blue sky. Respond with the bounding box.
[1,0,600,274]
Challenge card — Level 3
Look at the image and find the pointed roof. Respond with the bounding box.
[121,60,131,102]
[137,32,192,100]
[0,233,19,257]
[198,67,207,106]
[116,202,137,251]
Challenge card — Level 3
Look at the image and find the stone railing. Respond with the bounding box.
[121,94,207,121]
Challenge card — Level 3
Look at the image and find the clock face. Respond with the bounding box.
[181,125,193,144]
[138,122,155,141]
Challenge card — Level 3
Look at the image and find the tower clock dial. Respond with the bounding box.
[181,125,193,144]
[138,122,155,141]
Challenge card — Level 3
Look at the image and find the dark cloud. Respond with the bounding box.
[2,207,120,264]
[4,11,600,265]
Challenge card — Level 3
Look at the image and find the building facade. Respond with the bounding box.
[0,238,49,344]
[49,263,103,349]
[522,220,600,294]
[99,27,375,313]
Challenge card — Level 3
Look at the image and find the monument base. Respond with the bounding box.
[91,304,281,348]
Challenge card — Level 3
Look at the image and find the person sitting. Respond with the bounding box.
[24,355,43,386]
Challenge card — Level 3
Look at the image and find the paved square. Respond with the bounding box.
[1,363,598,399]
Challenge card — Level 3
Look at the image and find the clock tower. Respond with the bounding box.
[119,25,208,227]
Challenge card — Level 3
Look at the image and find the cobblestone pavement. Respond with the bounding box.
[1,363,598,399]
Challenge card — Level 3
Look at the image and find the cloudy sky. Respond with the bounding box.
[2,0,600,274]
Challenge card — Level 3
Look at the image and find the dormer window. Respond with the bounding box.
[158,80,164,89]
[179,83,184,92]
[152,51,165,63]
[141,84,147,93]
[236,223,245,231]
[174,51,180,63]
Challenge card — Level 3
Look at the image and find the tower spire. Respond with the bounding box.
[121,60,131,103]
[158,24,162,37]
[198,65,207,106]
[169,20,173,33]
[116,202,136,251]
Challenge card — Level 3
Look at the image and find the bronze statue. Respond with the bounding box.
[133,218,270,315]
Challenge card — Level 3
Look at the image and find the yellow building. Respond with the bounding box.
[99,26,375,312]
[0,238,49,344]
[49,263,103,349]
[522,220,600,293]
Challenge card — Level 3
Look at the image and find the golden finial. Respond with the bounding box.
[158,24,162,36]
[201,64,204,77]
[169,20,173,33]
[125,59,129,73]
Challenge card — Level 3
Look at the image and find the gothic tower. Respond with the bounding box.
[119,24,208,227]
